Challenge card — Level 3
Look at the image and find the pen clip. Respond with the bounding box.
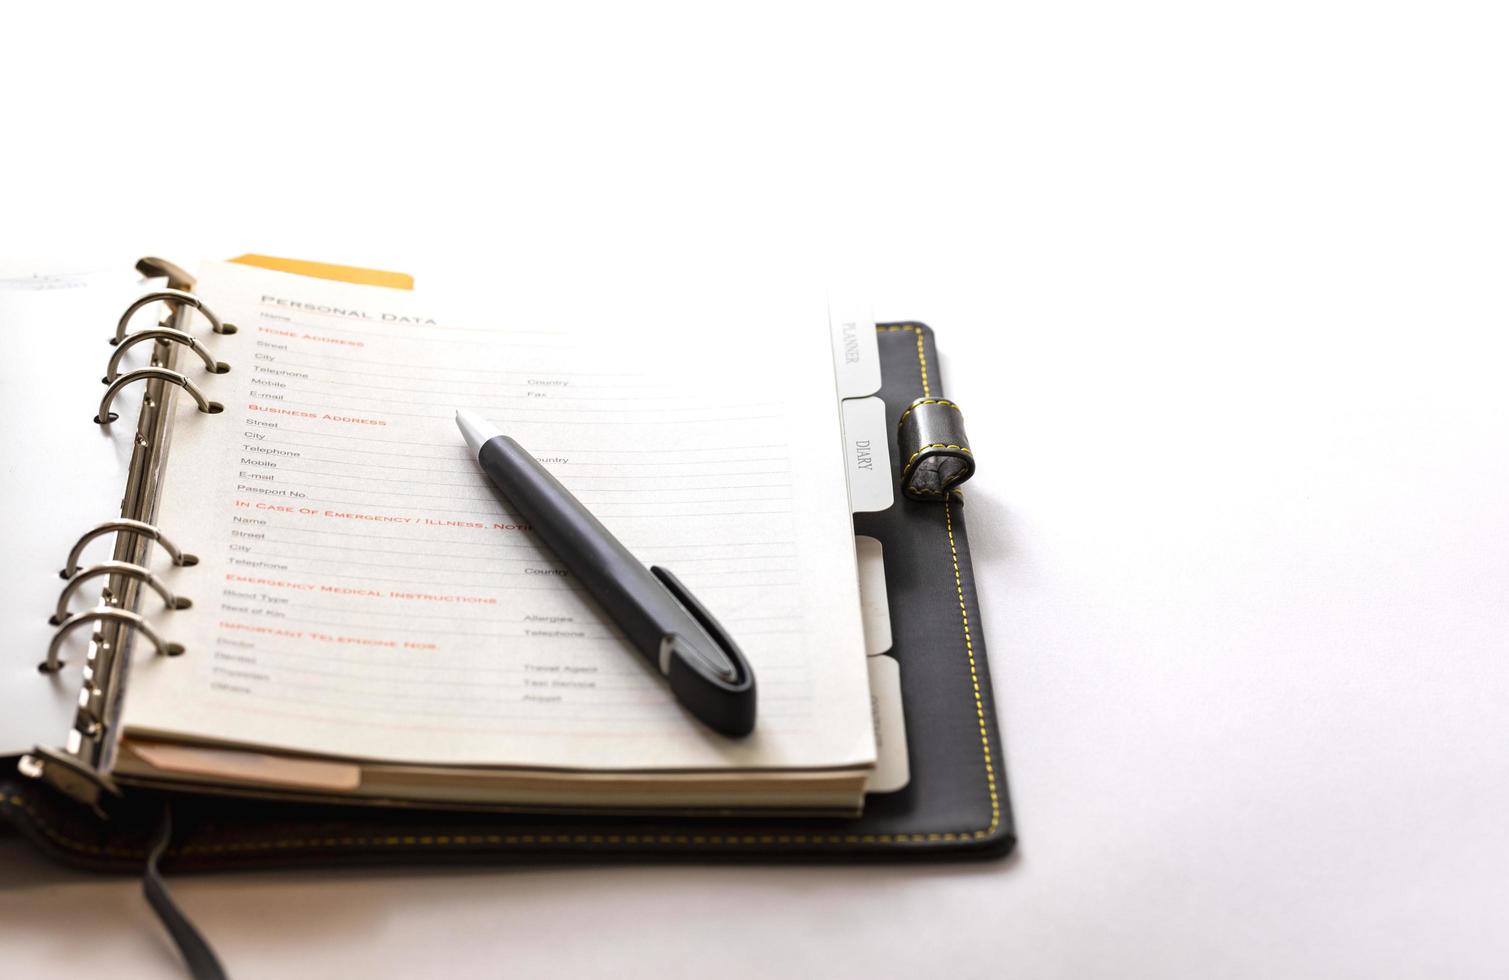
[651,566,757,736]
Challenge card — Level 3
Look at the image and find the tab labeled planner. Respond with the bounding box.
[829,299,881,399]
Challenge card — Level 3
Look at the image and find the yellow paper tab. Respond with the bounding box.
[228,254,413,290]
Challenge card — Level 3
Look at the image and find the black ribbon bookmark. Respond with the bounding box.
[144,804,228,980]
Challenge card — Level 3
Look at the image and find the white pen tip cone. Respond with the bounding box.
[455,409,503,457]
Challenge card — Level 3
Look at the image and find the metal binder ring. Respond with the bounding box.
[137,256,196,290]
[112,289,237,345]
[40,608,184,674]
[104,327,231,384]
[61,519,198,579]
[50,561,191,625]
[95,367,224,424]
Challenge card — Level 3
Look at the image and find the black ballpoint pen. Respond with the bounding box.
[455,410,757,736]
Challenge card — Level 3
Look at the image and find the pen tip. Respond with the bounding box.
[455,409,503,457]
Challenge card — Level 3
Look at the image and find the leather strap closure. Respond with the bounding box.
[896,397,974,500]
[144,804,227,980]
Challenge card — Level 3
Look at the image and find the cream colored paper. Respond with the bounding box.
[855,535,893,656]
[122,261,875,775]
[864,654,909,793]
[0,270,146,756]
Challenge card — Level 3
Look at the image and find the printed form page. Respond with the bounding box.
[123,262,874,773]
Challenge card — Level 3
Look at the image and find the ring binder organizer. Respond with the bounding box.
[20,258,230,807]
[50,561,191,626]
[61,519,198,579]
[6,261,1013,889]
[95,367,225,424]
[105,327,231,384]
[112,289,236,344]
[41,608,184,674]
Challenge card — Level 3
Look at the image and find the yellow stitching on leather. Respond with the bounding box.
[901,466,968,494]
[0,324,1000,856]
[914,329,930,397]
[906,486,966,501]
[3,793,146,859]
[877,324,930,396]
[945,496,1000,837]
[2,780,989,852]
[906,487,963,500]
[903,443,973,466]
[900,444,974,487]
[896,398,961,428]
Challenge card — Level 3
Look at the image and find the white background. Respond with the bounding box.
[3,2,1507,977]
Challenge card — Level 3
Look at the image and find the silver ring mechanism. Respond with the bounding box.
[137,256,196,290]
[50,561,191,625]
[104,327,230,384]
[96,367,224,424]
[112,289,236,345]
[61,519,197,579]
[40,608,184,674]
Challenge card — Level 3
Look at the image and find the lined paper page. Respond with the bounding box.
[124,262,874,772]
[0,270,145,755]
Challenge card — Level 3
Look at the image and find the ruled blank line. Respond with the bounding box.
[273,381,773,413]
[240,479,792,505]
[249,451,788,474]
[263,372,711,401]
[273,465,791,488]
[245,525,797,550]
[269,600,799,623]
[263,352,643,377]
[284,496,793,518]
[250,398,780,425]
[252,538,799,566]
[251,551,797,582]
[203,689,811,726]
[268,426,785,451]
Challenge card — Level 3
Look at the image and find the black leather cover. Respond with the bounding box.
[0,322,1014,870]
